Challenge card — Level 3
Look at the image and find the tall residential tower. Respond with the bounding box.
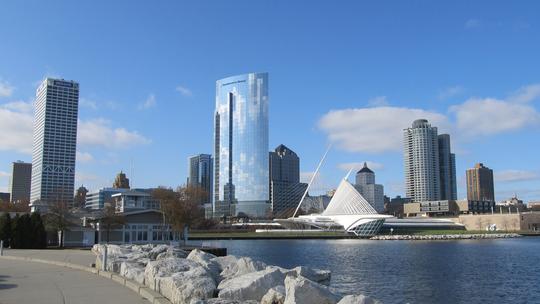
[213,73,269,217]
[403,119,456,202]
[404,119,440,202]
[466,163,495,202]
[30,78,79,211]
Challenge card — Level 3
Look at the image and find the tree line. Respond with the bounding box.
[0,213,47,249]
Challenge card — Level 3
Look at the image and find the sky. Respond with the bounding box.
[0,1,539,202]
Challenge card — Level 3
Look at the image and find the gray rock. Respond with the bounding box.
[120,260,148,284]
[218,268,285,302]
[266,265,331,285]
[291,266,331,285]
[191,299,258,304]
[211,255,239,271]
[337,295,381,304]
[261,285,286,304]
[148,244,170,260]
[145,257,216,304]
[188,249,222,283]
[157,247,189,260]
[284,275,341,304]
[220,257,267,281]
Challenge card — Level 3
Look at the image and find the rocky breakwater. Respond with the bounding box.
[370,233,521,240]
[92,244,381,304]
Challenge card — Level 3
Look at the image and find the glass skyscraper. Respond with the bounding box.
[213,73,269,217]
[188,154,213,205]
[30,78,79,212]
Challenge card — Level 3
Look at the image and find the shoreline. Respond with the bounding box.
[187,232,529,240]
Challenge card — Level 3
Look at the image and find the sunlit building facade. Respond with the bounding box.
[213,73,269,217]
[30,78,79,212]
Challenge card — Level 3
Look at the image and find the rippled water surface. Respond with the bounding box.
[197,238,540,304]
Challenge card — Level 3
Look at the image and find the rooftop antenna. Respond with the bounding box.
[130,158,134,188]
[292,143,332,218]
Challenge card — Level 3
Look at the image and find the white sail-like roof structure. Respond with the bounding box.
[323,179,378,216]
[275,176,392,237]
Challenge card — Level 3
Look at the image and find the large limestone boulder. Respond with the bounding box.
[266,266,331,286]
[120,259,148,284]
[218,268,285,302]
[188,249,222,283]
[156,247,189,260]
[220,257,267,281]
[291,266,331,285]
[191,299,259,304]
[261,285,286,304]
[211,255,239,271]
[145,257,216,304]
[337,295,381,304]
[284,275,341,304]
[148,244,170,260]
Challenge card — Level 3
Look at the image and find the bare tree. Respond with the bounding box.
[45,200,70,247]
[100,201,125,243]
[155,185,207,238]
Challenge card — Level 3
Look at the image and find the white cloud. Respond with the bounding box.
[318,106,449,153]
[450,97,540,137]
[337,161,384,172]
[495,170,540,183]
[176,85,192,97]
[508,83,540,104]
[0,80,14,97]
[367,96,388,107]
[2,100,34,113]
[0,107,34,154]
[138,94,156,110]
[0,171,9,178]
[78,118,151,148]
[76,151,94,163]
[79,98,98,110]
[465,19,481,29]
[438,86,464,100]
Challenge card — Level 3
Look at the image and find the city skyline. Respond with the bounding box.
[1,1,540,202]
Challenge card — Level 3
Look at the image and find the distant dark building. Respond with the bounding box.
[438,134,457,200]
[113,171,130,189]
[9,161,32,203]
[386,196,412,217]
[0,192,10,203]
[187,154,213,205]
[466,163,494,202]
[269,145,307,218]
[74,185,88,208]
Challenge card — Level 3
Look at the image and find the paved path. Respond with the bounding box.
[0,250,151,304]
[2,249,95,267]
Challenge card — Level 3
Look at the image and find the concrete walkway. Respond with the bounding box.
[2,248,96,266]
[0,249,150,304]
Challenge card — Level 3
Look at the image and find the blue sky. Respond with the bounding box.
[1,1,539,201]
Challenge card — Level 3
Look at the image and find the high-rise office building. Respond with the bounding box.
[269,145,307,218]
[187,154,213,205]
[213,73,269,217]
[466,163,495,202]
[403,119,441,202]
[354,162,384,213]
[30,78,79,212]
[438,134,457,200]
[9,161,32,203]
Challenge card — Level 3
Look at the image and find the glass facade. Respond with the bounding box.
[213,73,269,217]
